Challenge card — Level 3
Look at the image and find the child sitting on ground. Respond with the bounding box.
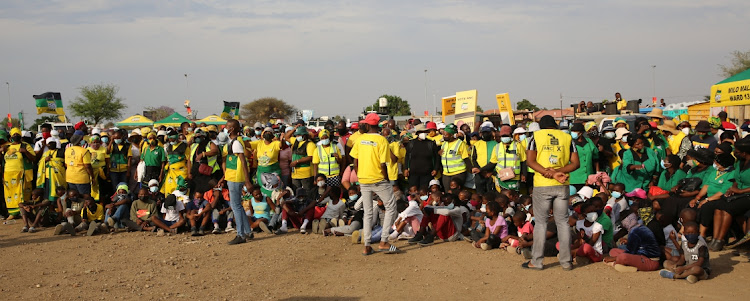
[660,221,710,283]
[19,188,51,233]
[472,201,506,250]
[54,189,82,236]
[447,179,462,196]
[151,194,186,235]
[313,186,345,234]
[389,188,424,241]
[506,212,534,258]
[105,183,132,231]
[325,187,363,237]
[186,191,210,236]
[205,180,233,233]
[80,196,108,236]
[123,188,157,232]
[605,183,628,223]
[571,201,605,265]
[249,185,275,234]
[276,188,315,234]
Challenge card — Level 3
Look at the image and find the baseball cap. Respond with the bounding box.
[426,122,437,130]
[444,123,458,134]
[429,179,440,187]
[363,113,380,126]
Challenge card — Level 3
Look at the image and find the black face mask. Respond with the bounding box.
[337,128,348,135]
[481,132,493,141]
[11,136,21,143]
[263,133,274,141]
[588,131,599,138]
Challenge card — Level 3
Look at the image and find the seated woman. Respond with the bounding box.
[618,135,658,192]
[649,155,686,201]
[657,149,715,221]
[709,137,750,251]
[692,153,734,238]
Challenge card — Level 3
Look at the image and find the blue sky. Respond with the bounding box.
[1,0,749,123]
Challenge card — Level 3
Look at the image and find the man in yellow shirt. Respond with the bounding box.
[249,127,282,197]
[523,115,579,271]
[3,128,36,217]
[312,130,343,187]
[440,124,471,189]
[351,113,399,255]
[284,125,316,199]
[222,119,254,245]
[65,135,94,198]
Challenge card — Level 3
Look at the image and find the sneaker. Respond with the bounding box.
[727,233,750,249]
[480,243,491,250]
[418,233,435,246]
[54,224,65,235]
[275,227,288,235]
[686,275,698,284]
[227,236,246,245]
[212,228,221,234]
[614,264,638,273]
[300,227,307,234]
[28,227,37,233]
[258,222,272,234]
[408,232,424,245]
[337,219,346,227]
[191,228,199,236]
[65,223,76,236]
[710,239,725,252]
[244,233,254,241]
[576,255,591,266]
[311,220,320,234]
[106,217,115,227]
[198,228,205,236]
[99,224,110,234]
[447,232,463,242]
[351,230,361,244]
[659,269,675,279]
[225,226,235,233]
[21,226,29,233]
[463,235,473,243]
[156,229,165,236]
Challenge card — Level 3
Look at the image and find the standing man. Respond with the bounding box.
[65,135,94,198]
[222,119,254,245]
[439,124,471,189]
[351,113,399,255]
[470,125,497,195]
[522,115,579,271]
[404,124,439,189]
[481,125,526,191]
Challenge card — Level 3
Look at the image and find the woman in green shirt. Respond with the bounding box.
[650,155,686,201]
[694,153,734,238]
[569,123,599,191]
[710,138,750,251]
[619,135,658,192]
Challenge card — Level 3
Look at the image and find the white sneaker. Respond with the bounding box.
[54,224,64,235]
[447,232,463,242]
[481,243,491,250]
[225,226,235,232]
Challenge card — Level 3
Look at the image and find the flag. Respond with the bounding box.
[221,101,240,119]
[33,92,65,115]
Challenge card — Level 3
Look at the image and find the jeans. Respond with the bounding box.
[68,183,91,196]
[110,172,128,191]
[105,204,130,228]
[531,185,571,268]
[212,209,235,224]
[228,181,251,238]
[361,180,395,246]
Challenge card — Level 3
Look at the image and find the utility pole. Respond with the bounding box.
[651,65,656,100]
[424,69,428,116]
[6,82,10,128]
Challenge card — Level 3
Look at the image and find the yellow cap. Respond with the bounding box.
[9,128,21,137]
[318,129,330,139]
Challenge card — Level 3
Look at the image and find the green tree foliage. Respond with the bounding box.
[365,95,412,116]
[719,50,750,78]
[144,105,175,122]
[331,115,346,122]
[240,97,297,123]
[516,99,539,111]
[69,84,127,125]
[476,105,484,112]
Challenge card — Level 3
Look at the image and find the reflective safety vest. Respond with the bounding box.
[495,141,521,177]
[316,144,340,176]
[441,140,466,174]
[190,143,220,174]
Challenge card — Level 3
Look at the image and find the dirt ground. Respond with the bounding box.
[0,222,748,301]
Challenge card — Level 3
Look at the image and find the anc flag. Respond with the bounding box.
[221,101,240,119]
[34,92,65,115]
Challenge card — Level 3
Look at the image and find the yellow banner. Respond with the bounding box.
[495,93,515,125]
[441,96,456,122]
[711,79,750,107]
[455,90,477,128]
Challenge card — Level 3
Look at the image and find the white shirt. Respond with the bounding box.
[231,140,244,154]
[320,198,346,220]
[576,219,604,254]
[398,200,424,220]
[606,196,629,222]
[161,201,185,222]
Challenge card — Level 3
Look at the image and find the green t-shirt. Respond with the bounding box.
[597,213,614,248]
[686,165,714,185]
[705,168,733,197]
[570,138,599,185]
[657,169,687,191]
[141,146,166,167]
[734,160,750,190]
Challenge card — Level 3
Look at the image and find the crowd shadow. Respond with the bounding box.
[0,233,73,249]
[707,250,742,277]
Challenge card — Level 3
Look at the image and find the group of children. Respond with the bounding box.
[16,173,713,284]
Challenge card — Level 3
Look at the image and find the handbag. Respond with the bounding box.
[648,185,668,196]
[136,160,146,182]
[498,167,516,181]
[198,162,213,176]
[676,177,702,192]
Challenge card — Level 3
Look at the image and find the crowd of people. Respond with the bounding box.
[3,106,750,283]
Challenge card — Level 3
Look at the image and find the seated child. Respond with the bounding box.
[267,174,294,230]
[571,201,605,265]
[325,187,363,236]
[313,186,345,234]
[429,179,441,194]
[205,180,233,233]
[151,194,186,235]
[388,189,424,241]
[605,183,628,223]
[590,197,614,251]
[105,183,132,231]
[19,188,51,233]
[80,196,108,236]
[660,221,710,283]
[506,212,534,258]
[186,191,210,236]
[54,189,82,236]
[411,193,468,246]
[472,201,506,250]
[276,188,315,234]
[249,185,275,234]
[417,188,430,208]
[447,179,462,196]
[123,188,157,232]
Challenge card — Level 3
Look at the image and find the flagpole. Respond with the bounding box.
[5,82,10,128]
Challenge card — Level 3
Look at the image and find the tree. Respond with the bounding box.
[719,50,750,78]
[365,95,412,116]
[516,99,539,111]
[144,105,175,122]
[69,84,127,125]
[1,117,22,130]
[331,115,346,122]
[30,115,58,131]
[476,105,484,112]
[240,97,297,123]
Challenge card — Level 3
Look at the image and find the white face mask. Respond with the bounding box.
[586,212,598,222]
[418,133,427,140]
[682,128,690,135]
[621,136,629,143]
[317,181,325,188]
[604,132,615,139]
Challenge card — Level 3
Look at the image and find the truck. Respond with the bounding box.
[37,122,74,133]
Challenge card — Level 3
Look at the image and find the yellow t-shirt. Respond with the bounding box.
[312,143,341,177]
[251,140,281,167]
[65,146,92,184]
[350,133,388,184]
[346,132,362,149]
[81,203,104,221]
[289,138,316,179]
[3,143,35,172]
[386,141,405,181]
[441,139,469,176]
[87,146,109,170]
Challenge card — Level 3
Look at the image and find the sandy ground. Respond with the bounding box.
[0,222,748,301]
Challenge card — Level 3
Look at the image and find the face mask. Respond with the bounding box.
[518,134,526,141]
[194,138,202,144]
[285,141,291,146]
[588,131,599,138]
[627,199,634,206]
[562,130,570,134]
[432,201,438,206]
[317,181,325,188]
[349,194,359,201]
[337,128,348,135]
[101,137,109,144]
[48,143,57,149]
[604,132,615,139]
[419,195,428,201]
[660,161,668,169]
[139,195,147,201]
[150,186,158,193]
[446,203,455,210]
[643,130,651,138]
[264,133,274,141]
[480,203,487,213]
[501,137,512,144]
[418,133,427,140]
[621,136,628,143]
[255,130,262,136]
[687,160,696,167]
[682,128,690,135]
[150,139,158,146]
[223,129,229,134]
[524,204,531,211]
[114,139,122,144]
[571,132,580,139]
[684,233,700,244]
[586,212,598,222]
[481,132,492,141]
[296,136,303,142]
[320,139,330,145]
[611,191,622,199]
[713,163,720,170]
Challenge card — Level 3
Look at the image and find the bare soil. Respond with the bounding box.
[0,222,748,300]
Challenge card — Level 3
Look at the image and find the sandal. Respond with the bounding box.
[521,261,542,270]
[362,247,378,256]
[382,245,402,254]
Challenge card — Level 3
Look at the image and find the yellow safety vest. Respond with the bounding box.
[190,144,220,174]
[495,141,521,178]
[532,129,572,187]
[441,139,466,174]
[316,144,340,177]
